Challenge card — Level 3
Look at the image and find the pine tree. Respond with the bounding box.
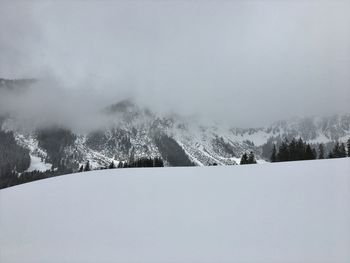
[329,142,342,158]
[305,144,315,160]
[277,139,289,162]
[271,144,277,162]
[248,151,257,164]
[154,157,164,167]
[333,142,341,158]
[108,161,115,169]
[84,161,91,171]
[318,144,325,159]
[289,138,297,161]
[240,153,248,165]
[296,138,305,160]
[339,143,347,158]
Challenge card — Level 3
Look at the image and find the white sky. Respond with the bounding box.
[0,0,349,127]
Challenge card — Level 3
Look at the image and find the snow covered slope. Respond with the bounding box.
[1,158,349,263]
[2,100,350,170]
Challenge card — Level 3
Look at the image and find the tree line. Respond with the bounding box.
[1,156,165,189]
[270,138,350,162]
[78,157,164,172]
[327,141,349,159]
[2,167,74,189]
[240,152,257,165]
[0,130,31,189]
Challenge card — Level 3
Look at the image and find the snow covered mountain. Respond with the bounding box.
[1,99,350,171]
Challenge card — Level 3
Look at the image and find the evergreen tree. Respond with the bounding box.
[289,138,297,161]
[329,141,346,158]
[271,144,277,162]
[117,161,124,168]
[0,130,31,188]
[248,151,257,164]
[240,153,248,165]
[312,148,317,160]
[339,143,347,158]
[277,139,289,162]
[108,161,115,169]
[332,142,341,158]
[305,144,316,160]
[296,138,305,160]
[78,165,83,172]
[84,161,91,171]
[272,137,317,162]
[153,157,164,167]
[318,144,325,159]
[347,138,350,157]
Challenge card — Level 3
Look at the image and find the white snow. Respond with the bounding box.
[26,155,52,172]
[1,158,350,263]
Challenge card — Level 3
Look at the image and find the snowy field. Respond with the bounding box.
[26,155,52,172]
[1,158,350,263]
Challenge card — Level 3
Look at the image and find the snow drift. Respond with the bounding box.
[1,158,350,263]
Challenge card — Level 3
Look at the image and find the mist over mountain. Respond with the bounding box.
[1,77,350,133]
[1,88,350,174]
[0,77,133,132]
[1,1,350,128]
[1,1,350,189]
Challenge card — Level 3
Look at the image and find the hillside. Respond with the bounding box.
[1,99,350,172]
[1,158,349,263]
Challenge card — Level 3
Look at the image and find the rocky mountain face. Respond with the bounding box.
[1,98,350,172]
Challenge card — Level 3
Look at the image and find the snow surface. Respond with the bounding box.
[26,155,52,172]
[1,158,350,263]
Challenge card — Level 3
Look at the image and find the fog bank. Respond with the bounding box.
[0,1,349,128]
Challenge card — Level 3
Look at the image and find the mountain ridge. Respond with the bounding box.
[1,99,350,172]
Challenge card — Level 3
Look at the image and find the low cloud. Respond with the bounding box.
[0,0,349,128]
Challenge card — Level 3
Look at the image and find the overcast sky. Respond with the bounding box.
[0,0,349,127]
